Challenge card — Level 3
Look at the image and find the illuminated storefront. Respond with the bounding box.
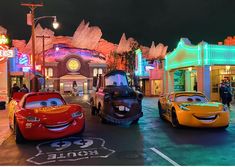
[135,49,164,96]
[165,38,235,101]
[0,34,15,102]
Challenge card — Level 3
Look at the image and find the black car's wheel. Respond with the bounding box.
[100,117,108,124]
[131,118,139,124]
[15,120,25,144]
[91,106,97,115]
[171,108,180,128]
[158,101,164,120]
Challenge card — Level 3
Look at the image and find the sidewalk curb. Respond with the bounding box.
[0,130,12,145]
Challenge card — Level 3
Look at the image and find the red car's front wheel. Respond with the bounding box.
[14,120,25,144]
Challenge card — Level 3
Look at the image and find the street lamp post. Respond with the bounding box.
[36,35,50,90]
[21,2,59,92]
[21,2,43,92]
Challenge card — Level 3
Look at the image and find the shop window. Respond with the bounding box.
[93,68,98,77]
[98,68,103,75]
[48,68,53,77]
[45,68,48,77]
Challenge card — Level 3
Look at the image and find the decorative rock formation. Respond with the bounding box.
[148,41,168,59]
[116,33,134,53]
[96,39,117,56]
[72,20,102,50]
[23,24,55,55]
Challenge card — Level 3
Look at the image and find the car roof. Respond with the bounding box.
[24,92,62,98]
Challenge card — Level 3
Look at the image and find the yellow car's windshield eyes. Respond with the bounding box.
[175,95,207,103]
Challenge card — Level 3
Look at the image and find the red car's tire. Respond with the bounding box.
[91,106,97,115]
[15,121,25,144]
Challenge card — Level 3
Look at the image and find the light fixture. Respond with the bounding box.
[188,67,192,72]
[209,66,212,71]
[226,65,230,71]
[52,17,59,29]
[55,46,60,51]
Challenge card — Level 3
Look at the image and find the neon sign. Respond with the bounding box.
[0,35,9,45]
[18,53,30,66]
[0,45,14,63]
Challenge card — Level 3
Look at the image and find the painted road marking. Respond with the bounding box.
[150,147,180,166]
[27,137,115,165]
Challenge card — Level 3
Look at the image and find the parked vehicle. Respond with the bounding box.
[8,92,85,143]
[158,91,230,128]
[90,70,143,124]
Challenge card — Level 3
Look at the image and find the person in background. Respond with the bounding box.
[10,83,20,98]
[225,81,233,108]
[20,84,29,93]
[193,82,197,91]
[220,80,232,108]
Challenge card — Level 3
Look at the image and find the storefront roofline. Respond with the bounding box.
[165,38,235,71]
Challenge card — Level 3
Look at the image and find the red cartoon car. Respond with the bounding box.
[8,92,85,143]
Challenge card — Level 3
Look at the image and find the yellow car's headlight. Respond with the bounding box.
[179,105,190,111]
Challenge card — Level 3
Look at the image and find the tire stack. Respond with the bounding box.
[0,101,6,110]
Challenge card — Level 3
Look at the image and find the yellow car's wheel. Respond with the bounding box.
[158,101,164,120]
[171,108,180,128]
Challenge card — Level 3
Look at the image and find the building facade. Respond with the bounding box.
[42,44,107,94]
[165,38,235,101]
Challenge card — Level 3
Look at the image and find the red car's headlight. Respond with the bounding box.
[72,111,83,118]
[26,116,40,122]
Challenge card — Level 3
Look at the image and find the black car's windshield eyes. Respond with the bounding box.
[105,74,128,86]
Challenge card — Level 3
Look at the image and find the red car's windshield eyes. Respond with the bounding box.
[25,94,65,109]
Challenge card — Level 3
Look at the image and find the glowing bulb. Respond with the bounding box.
[52,17,59,29]
[226,65,230,71]
[188,67,192,72]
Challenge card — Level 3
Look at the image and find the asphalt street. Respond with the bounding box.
[0,95,235,165]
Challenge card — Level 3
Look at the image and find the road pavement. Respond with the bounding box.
[0,95,235,165]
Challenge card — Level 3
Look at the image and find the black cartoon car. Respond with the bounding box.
[90,70,143,124]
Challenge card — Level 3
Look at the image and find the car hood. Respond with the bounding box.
[177,102,224,112]
[25,104,82,125]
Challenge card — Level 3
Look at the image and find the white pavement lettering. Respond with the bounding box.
[150,147,180,166]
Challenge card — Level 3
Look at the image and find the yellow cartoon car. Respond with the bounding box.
[158,92,229,128]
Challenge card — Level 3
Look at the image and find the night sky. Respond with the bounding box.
[1,0,235,51]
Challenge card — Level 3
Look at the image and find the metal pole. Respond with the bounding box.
[36,35,50,90]
[31,7,36,92]
[21,3,43,92]
[42,35,45,90]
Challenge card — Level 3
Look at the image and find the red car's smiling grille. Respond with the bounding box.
[45,121,71,131]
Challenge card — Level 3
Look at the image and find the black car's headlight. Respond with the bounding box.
[223,105,228,112]
[104,94,111,102]
[26,116,40,122]
[72,111,83,118]
[179,105,190,111]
